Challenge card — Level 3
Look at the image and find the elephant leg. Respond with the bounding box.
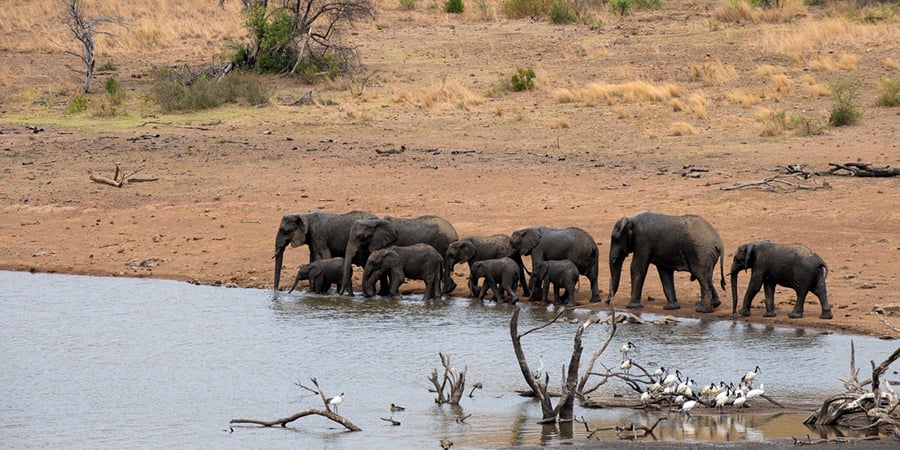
[763,281,777,317]
[504,277,519,304]
[788,289,808,319]
[553,283,562,303]
[477,281,489,301]
[388,269,403,297]
[695,274,717,313]
[467,271,479,297]
[627,258,650,308]
[708,278,721,309]
[740,273,764,316]
[812,278,832,319]
[541,278,551,303]
[490,280,505,302]
[657,266,681,310]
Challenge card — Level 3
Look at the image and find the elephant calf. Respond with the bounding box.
[730,241,832,319]
[363,244,443,301]
[469,257,520,303]
[288,257,344,294]
[533,260,580,305]
[444,235,529,297]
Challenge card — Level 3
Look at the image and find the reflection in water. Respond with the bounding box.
[0,271,893,449]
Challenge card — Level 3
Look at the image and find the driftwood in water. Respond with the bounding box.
[230,377,360,432]
[428,352,467,405]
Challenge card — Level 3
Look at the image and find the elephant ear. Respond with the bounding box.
[383,249,401,268]
[370,220,398,251]
[743,243,757,269]
[290,215,309,248]
[612,217,634,253]
[535,261,548,279]
[519,229,541,255]
[458,241,476,263]
[309,265,323,281]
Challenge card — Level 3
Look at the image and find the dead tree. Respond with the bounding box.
[804,343,900,436]
[828,162,900,178]
[60,0,115,93]
[428,352,467,405]
[230,377,360,431]
[509,307,597,423]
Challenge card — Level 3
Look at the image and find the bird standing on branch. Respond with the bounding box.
[327,393,344,414]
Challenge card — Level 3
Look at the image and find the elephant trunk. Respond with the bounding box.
[288,276,301,294]
[730,270,740,315]
[608,258,623,303]
[340,243,359,295]
[273,246,286,291]
[442,257,458,294]
[362,266,377,297]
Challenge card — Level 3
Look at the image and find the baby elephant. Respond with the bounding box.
[533,259,580,305]
[469,257,520,303]
[730,241,832,319]
[288,257,344,294]
[363,244,443,301]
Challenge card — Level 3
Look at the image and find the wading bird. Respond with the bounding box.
[741,366,761,387]
[327,393,344,414]
[620,341,636,361]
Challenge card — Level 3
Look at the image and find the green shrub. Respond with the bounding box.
[876,78,900,107]
[445,0,465,13]
[65,95,87,114]
[150,68,271,112]
[97,61,117,72]
[233,6,297,73]
[510,67,536,91]
[549,0,578,23]
[828,78,863,126]
[399,0,418,9]
[105,76,120,96]
[610,0,633,17]
[634,0,661,9]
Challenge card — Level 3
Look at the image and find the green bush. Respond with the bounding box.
[105,76,120,96]
[399,0,418,9]
[65,95,87,114]
[828,78,863,126]
[445,0,465,13]
[876,78,900,107]
[232,6,297,73]
[510,67,536,91]
[610,0,633,17]
[150,68,271,112]
[549,0,578,23]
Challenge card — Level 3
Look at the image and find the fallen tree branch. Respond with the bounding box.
[231,408,360,430]
[90,163,157,187]
[138,120,212,130]
[828,162,900,177]
[720,174,830,193]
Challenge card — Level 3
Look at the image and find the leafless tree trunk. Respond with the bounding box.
[428,352,467,405]
[60,0,116,93]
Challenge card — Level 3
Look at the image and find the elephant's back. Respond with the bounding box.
[397,215,459,253]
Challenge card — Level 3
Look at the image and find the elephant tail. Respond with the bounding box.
[718,245,726,291]
[820,262,829,280]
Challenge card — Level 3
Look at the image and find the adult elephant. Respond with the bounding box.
[443,235,529,297]
[362,244,443,301]
[608,211,725,313]
[510,226,601,303]
[273,210,376,290]
[730,241,832,319]
[340,215,458,296]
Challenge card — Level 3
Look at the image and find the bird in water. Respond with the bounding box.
[680,399,698,417]
[733,391,747,408]
[326,393,344,414]
[390,403,406,412]
[620,341,636,361]
[746,384,765,401]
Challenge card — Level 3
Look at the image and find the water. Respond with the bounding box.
[0,271,894,449]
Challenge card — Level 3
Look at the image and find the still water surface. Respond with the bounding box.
[0,271,893,448]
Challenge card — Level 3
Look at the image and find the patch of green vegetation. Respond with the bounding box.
[151,68,271,112]
[549,0,578,23]
[510,67,536,91]
[65,95,87,115]
[399,0,418,9]
[610,0,633,17]
[503,0,550,19]
[828,78,863,126]
[97,61,117,72]
[875,78,900,107]
[445,0,465,13]
[633,0,661,9]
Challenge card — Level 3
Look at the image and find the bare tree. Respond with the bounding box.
[223,0,375,75]
[60,0,115,93]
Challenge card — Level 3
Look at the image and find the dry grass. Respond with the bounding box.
[769,73,793,100]
[392,79,482,110]
[755,106,790,137]
[688,92,709,120]
[688,59,738,85]
[713,0,806,24]
[548,117,570,129]
[553,88,577,104]
[666,121,696,136]
[808,53,860,72]
[762,18,900,56]
[799,74,831,97]
[755,64,786,77]
[886,58,900,70]
[564,81,683,106]
[727,88,766,107]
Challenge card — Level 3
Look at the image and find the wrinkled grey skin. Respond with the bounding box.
[340,215,458,296]
[363,244,443,301]
[511,226,601,303]
[288,257,344,295]
[533,259,580,305]
[443,235,530,297]
[469,257,520,303]
[608,211,726,313]
[730,241,832,319]
[273,211,376,291]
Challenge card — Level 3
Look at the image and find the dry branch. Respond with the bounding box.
[720,174,830,193]
[428,352,467,405]
[828,162,900,177]
[89,163,157,187]
[230,408,360,431]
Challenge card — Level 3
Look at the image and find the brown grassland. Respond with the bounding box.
[1,0,898,338]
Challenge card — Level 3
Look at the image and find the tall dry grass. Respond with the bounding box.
[554,81,683,106]
[762,18,900,56]
[392,79,482,110]
[0,1,244,57]
[688,59,738,85]
[713,0,806,24]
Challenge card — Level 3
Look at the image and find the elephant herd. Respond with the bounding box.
[273,210,833,320]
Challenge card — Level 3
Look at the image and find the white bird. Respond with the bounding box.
[662,369,681,387]
[746,384,765,401]
[620,341,636,360]
[533,356,545,380]
[680,399,698,417]
[326,393,344,414]
[674,394,686,405]
[620,358,632,373]
[741,366,761,386]
[640,391,651,405]
[650,380,662,394]
[714,388,731,408]
[733,391,747,408]
[652,367,664,379]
